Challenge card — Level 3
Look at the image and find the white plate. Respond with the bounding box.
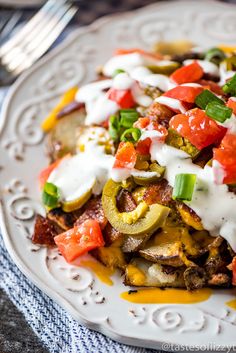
[1,0,236,350]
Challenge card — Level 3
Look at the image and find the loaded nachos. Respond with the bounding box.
[32,43,236,291]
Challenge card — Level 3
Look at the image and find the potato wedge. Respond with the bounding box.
[47,109,85,161]
[122,233,151,253]
[139,243,184,267]
[92,246,126,270]
[124,258,185,287]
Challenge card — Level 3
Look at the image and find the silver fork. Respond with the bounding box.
[0,0,78,86]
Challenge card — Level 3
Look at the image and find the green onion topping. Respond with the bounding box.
[42,182,60,208]
[44,182,58,196]
[195,89,224,110]
[120,128,141,143]
[206,101,232,123]
[172,173,196,201]
[112,69,125,77]
[109,115,120,141]
[108,109,139,142]
[223,73,236,96]
[120,109,139,128]
[204,47,226,65]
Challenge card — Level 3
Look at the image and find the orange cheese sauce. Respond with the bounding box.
[80,260,114,286]
[121,287,212,304]
[226,299,236,310]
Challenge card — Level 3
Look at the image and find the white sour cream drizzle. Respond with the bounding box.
[218,113,236,134]
[103,53,176,92]
[76,80,119,125]
[219,62,235,85]
[48,142,114,201]
[75,53,194,125]
[150,142,236,252]
[183,59,220,77]
[110,167,158,183]
[112,72,133,90]
[103,53,158,77]
[154,96,187,113]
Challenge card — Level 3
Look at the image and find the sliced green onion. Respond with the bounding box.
[204,47,226,65]
[120,128,141,143]
[42,182,60,208]
[195,89,224,110]
[112,68,125,77]
[223,73,236,96]
[206,101,232,123]
[42,191,59,208]
[109,115,120,141]
[172,173,196,201]
[44,182,58,196]
[120,109,139,128]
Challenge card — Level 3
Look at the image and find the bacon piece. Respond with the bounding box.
[103,222,123,246]
[208,273,231,287]
[32,214,58,246]
[74,196,107,230]
[47,207,76,230]
[143,179,173,206]
[116,189,137,212]
[147,102,174,129]
[198,79,223,95]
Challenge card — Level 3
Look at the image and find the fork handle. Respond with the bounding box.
[0,60,15,86]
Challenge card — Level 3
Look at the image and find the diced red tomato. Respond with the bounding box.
[226,98,236,115]
[101,119,109,129]
[128,116,167,157]
[113,141,137,169]
[38,155,70,190]
[232,257,236,286]
[213,134,236,184]
[134,117,150,129]
[170,61,204,84]
[163,85,204,103]
[54,219,104,263]
[134,117,168,143]
[198,79,223,95]
[136,138,151,155]
[107,88,135,109]
[170,108,227,150]
[147,120,168,142]
[114,48,162,60]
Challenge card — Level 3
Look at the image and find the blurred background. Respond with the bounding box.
[0,1,235,353]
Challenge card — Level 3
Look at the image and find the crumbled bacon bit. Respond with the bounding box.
[143,179,173,206]
[147,102,174,129]
[103,222,123,246]
[116,189,137,212]
[32,214,58,246]
[74,196,107,230]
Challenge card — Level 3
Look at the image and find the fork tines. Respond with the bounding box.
[0,0,78,76]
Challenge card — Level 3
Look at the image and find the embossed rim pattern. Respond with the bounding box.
[1,1,236,350]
